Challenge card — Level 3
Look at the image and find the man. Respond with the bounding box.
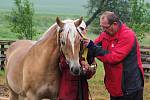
[83,11,144,100]
[57,20,97,100]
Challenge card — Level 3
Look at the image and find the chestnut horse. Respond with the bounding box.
[5,17,83,100]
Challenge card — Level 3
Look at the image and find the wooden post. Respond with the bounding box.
[0,40,15,70]
[141,46,150,78]
[0,44,5,70]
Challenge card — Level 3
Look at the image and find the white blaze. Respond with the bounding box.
[63,20,77,54]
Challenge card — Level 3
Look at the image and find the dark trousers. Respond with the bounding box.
[110,88,143,100]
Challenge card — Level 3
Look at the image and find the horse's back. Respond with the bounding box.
[6,40,34,59]
[6,40,35,94]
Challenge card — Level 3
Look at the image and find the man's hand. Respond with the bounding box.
[82,38,90,47]
[80,61,90,72]
[80,60,97,75]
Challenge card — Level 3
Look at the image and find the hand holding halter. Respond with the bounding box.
[78,29,87,40]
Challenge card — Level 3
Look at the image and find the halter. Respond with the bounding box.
[58,28,63,47]
[58,28,69,65]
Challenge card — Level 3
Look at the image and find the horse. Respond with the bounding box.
[5,17,83,100]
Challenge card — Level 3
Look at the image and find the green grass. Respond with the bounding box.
[0,11,17,40]
[140,33,150,46]
[0,70,5,76]
[88,59,109,99]
[0,70,6,85]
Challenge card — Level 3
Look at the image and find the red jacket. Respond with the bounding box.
[57,55,95,100]
[87,24,144,96]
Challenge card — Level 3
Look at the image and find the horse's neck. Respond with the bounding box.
[33,24,60,62]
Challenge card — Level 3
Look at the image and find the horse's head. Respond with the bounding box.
[56,17,83,75]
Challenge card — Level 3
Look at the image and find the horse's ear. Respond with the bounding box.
[56,16,64,28]
[74,17,83,27]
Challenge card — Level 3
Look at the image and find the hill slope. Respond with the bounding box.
[0,0,87,15]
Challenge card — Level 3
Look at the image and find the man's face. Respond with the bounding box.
[100,15,117,35]
[78,27,87,35]
[82,27,88,35]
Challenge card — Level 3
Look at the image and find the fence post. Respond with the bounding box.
[140,46,150,79]
[0,40,15,70]
[0,43,5,70]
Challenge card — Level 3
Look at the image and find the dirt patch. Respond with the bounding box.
[0,85,9,98]
[0,75,9,98]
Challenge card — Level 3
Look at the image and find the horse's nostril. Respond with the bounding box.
[73,67,80,75]
[70,64,81,75]
[71,67,74,72]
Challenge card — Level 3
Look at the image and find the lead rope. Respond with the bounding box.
[80,40,93,100]
[78,40,84,100]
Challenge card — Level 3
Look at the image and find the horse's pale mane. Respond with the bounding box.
[61,19,78,54]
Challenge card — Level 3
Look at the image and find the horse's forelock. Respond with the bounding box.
[62,20,78,54]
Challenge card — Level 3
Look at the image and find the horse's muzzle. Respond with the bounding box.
[71,67,80,75]
[69,63,81,76]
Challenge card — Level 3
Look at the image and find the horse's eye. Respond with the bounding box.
[61,41,65,46]
[59,29,63,33]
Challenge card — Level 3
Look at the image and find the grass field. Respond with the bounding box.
[0,11,89,40]
[0,0,87,40]
[141,33,150,46]
[0,0,87,15]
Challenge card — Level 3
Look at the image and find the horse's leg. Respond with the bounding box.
[9,90,19,100]
[24,91,39,100]
[19,95,25,100]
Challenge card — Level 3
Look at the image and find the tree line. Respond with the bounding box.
[85,0,150,41]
